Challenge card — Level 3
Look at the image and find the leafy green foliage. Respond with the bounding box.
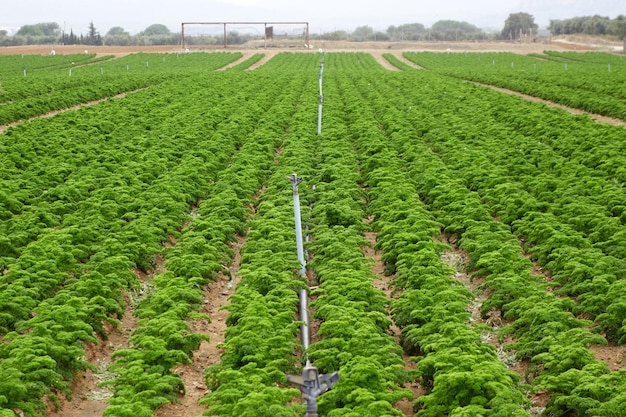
[3,50,626,416]
[336,79,531,415]
[361,65,626,414]
[197,56,324,416]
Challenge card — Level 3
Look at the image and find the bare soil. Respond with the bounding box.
[362,218,423,416]
[215,51,259,71]
[45,269,151,417]
[154,234,247,417]
[2,34,621,57]
[44,220,248,417]
[0,89,144,135]
[470,81,626,127]
[589,344,626,372]
[368,50,401,71]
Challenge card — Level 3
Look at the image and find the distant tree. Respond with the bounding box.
[135,24,178,45]
[613,15,626,53]
[387,23,426,40]
[548,19,563,35]
[104,26,131,46]
[16,22,60,37]
[226,30,245,44]
[62,29,79,45]
[319,30,349,41]
[351,25,374,41]
[141,24,171,36]
[583,15,610,35]
[430,20,484,41]
[106,26,127,37]
[85,21,102,45]
[549,15,612,36]
[501,12,538,40]
[0,38,11,47]
[548,14,625,54]
[373,31,390,41]
[14,22,61,44]
[0,29,8,46]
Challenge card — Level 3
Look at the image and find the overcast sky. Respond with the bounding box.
[1,0,624,35]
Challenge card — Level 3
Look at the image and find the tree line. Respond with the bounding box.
[548,15,626,37]
[0,22,179,47]
[320,13,540,42]
[1,13,624,48]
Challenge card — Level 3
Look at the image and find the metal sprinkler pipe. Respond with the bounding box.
[287,173,310,351]
[286,173,339,417]
[317,54,324,135]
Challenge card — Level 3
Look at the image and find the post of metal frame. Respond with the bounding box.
[286,174,339,417]
[181,23,185,49]
[305,23,310,47]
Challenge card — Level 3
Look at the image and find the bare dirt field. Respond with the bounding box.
[0,35,622,56]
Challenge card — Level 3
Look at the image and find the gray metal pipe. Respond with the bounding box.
[317,55,324,135]
[288,174,310,351]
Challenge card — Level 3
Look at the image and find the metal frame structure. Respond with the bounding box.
[181,21,310,49]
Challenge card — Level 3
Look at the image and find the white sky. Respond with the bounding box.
[1,0,624,35]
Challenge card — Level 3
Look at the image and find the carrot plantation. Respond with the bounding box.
[1,49,625,417]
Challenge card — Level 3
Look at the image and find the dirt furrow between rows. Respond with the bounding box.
[388,52,425,69]
[154,177,271,417]
[0,89,145,135]
[154,234,247,417]
[469,80,626,127]
[44,253,165,417]
[246,50,280,70]
[368,51,401,71]
[216,51,259,71]
[435,235,548,412]
[362,218,422,416]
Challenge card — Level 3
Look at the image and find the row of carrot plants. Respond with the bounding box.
[420,111,626,334]
[3,50,625,417]
[224,53,264,71]
[102,69,303,417]
[328,57,532,415]
[0,65,279,416]
[362,66,626,415]
[306,60,412,415]
[458,80,626,186]
[0,62,269,258]
[542,51,626,65]
[382,68,626,344]
[404,138,624,417]
[0,53,105,78]
[403,51,626,119]
[201,52,424,416]
[0,52,241,124]
[0,70,264,336]
[0,127,226,416]
[198,54,322,416]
